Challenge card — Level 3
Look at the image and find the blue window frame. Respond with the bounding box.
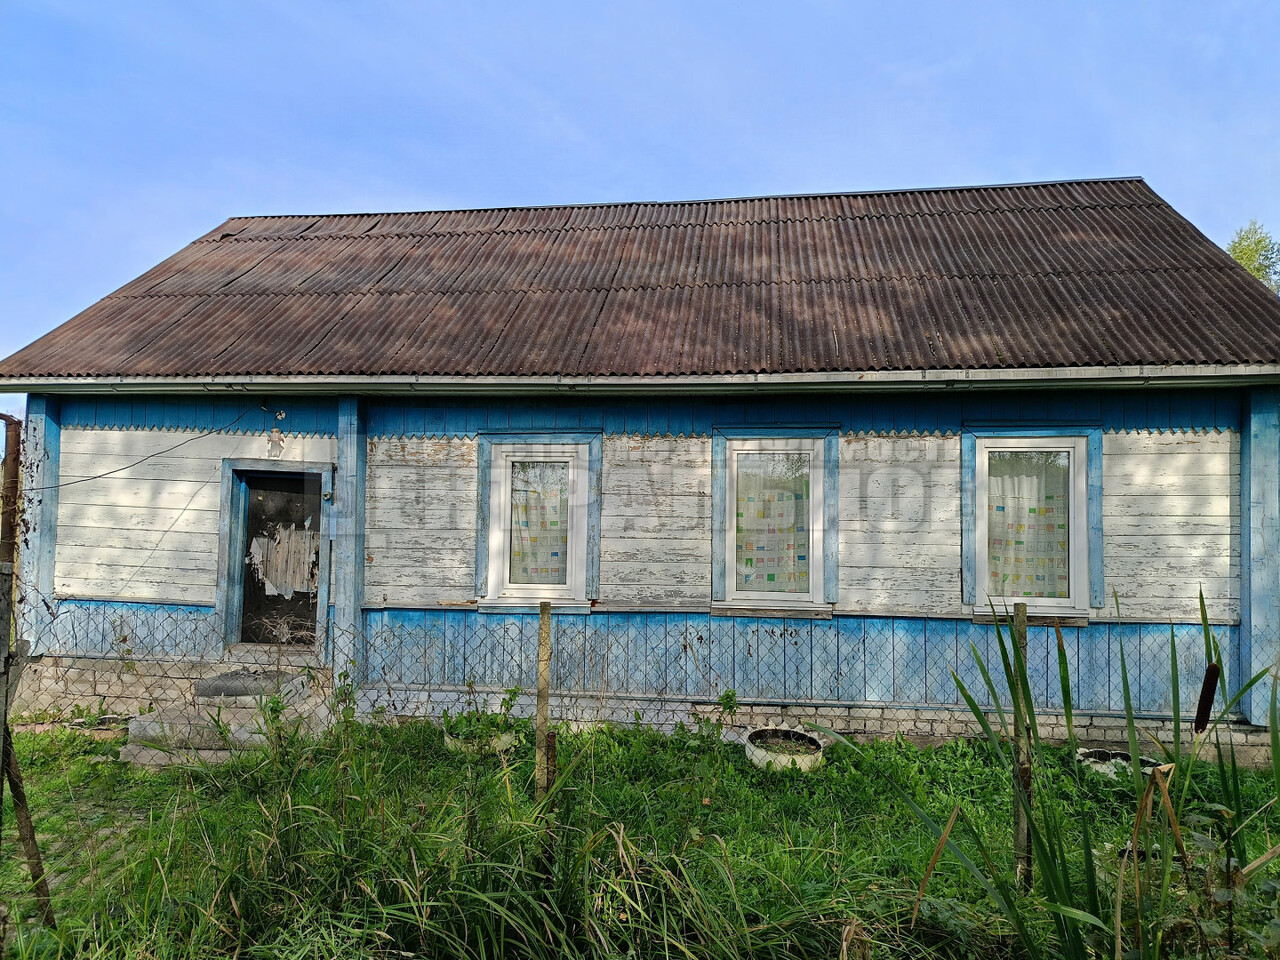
[711,427,839,606]
[961,425,1103,612]
[475,432,602,605]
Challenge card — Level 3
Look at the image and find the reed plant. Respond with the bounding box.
[814,594,1280,959]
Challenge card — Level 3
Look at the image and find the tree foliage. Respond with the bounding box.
[1227,220,1280,293]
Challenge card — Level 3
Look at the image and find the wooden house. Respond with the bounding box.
[3,178,1279,739]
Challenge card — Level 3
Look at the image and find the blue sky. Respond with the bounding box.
[2,0,1277,373]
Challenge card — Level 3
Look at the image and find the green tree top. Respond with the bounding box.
[1227,220,1280,294]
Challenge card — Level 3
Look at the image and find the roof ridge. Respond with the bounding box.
[100,263,1244,303]
[214,177,1150,224]
[195,197,1169,244]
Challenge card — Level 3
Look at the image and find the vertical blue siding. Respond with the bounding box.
[1112,623,1142,713]
[355,610,1239,717]
[681,614,710,698]
[954,620,991,706]
[35,600,1240,720]
[894,619,928,703]
[925,618,959,705]
[20,396,60,649]
[333,398,368,679]
[1049,625,1080,711]
[1139,623,1175,714]
[810,617,839,701]
[864,617,895,702]
[44,600,222,660]
[836,616,865,702]
[1242,388,1280,721]
[59,396,339,435]
[358,387,1241,440]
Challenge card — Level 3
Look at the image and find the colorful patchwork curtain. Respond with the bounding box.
[986,450,1070,599]
[509,461,569,586]
[735,453,811,594]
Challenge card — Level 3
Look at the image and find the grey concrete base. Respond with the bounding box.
[119,743,234,768]
[362,686,1276,768]
[193,668,310,704]
[12,653,329,719]
[128,667,331,752]
[128,697,332,750]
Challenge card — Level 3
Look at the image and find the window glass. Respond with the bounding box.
[986,450,1070,599]
[735,452,811,594]
[509,461,569,586]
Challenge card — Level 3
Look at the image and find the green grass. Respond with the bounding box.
[2,719,1279,958]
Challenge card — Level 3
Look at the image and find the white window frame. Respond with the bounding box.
[974,435,1089,616]
[724,437,826,608]
[485,443,589,604]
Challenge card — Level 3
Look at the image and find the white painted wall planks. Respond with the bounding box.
[52,426,1241,623]
[55,428,337,605]
[365,436,478,607]
[600,437,713,606]
[837,434,962,616]
[1102,430,1239,622]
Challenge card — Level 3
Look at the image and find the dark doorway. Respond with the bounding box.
[241,472,322,645]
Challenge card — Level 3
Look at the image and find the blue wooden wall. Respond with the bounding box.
[365,388,1241,438]
[60,397,339,435]
[361,609,1228,717]
[47,600,223,660]
[33,602,1224,717]
[39,386,1251,720]
[55,388,1241,437]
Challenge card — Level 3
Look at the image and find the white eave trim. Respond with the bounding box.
[5,364,1280,395]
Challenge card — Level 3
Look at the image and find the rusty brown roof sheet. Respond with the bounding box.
[5,177,1280,380]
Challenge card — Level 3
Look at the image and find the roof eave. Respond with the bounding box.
[3,364,1280,395]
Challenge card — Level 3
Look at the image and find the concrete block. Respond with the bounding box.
[119,743,234,769]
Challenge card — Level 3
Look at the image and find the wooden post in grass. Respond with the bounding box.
[535,601,552,802]
[1012,602,1033,892]
[0,416,55,928]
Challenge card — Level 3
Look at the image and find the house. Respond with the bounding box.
[3,177,1280,745]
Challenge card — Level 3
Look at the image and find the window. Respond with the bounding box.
[973,435,1089,614]
[716,434,834,608]
[477,437,599,605]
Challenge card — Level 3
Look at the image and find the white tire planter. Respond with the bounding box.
[744,727,824,773]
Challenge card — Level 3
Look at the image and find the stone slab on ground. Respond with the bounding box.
[119,743,234,768]
[193,668,309,707]
[128,668,332,751]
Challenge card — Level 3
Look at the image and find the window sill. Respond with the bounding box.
[970,611,1091,627]
[711,603,833,620]
[477,600,592,615]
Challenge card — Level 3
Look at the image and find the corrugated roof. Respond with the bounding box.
[5,177,1280,380]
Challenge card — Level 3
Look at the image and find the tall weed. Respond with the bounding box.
[816,595,1280,959]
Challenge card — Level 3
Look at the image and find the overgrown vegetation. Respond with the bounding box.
[2,691,1280,958]
[813,596,1280,960]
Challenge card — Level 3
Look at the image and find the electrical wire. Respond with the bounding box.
[27,404,284,492]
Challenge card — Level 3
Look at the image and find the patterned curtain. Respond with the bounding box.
[735,453,810,594]
[509,461,569,586]
[986,450,1070,599]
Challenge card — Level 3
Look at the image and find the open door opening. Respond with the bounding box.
[241,472,322,645]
